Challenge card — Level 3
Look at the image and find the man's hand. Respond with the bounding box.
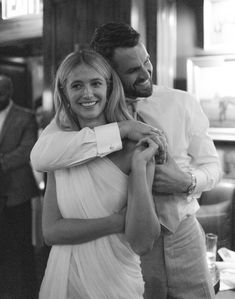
[152,154,192,195]
[118,120,167,163]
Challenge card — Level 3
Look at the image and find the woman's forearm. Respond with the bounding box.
[43,172,125,246]
[125,162,160,255]
[43,212,124,246]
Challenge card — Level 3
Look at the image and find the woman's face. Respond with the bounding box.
[65,63,108,128]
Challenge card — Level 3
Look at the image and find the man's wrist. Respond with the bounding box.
[185,172,197,195]
[117,121,128,139]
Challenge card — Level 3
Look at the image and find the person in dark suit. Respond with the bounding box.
[0,74,39,299]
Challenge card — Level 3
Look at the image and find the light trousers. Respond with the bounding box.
[141,215,215,299]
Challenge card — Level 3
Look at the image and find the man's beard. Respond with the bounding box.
[124,80,153,98]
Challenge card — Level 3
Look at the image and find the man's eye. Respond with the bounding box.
[127,68,138,74]
[144,58,150,65]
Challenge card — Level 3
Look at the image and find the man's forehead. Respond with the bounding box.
[112,43,148,71]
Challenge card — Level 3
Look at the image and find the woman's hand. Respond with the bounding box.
[118,120,167,163]
[132,137,159,189]
[132,137,159,165]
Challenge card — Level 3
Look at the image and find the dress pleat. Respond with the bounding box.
[39,158,144,299]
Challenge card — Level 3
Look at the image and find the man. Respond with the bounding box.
[31,23,221,298]
[0,75,39,298]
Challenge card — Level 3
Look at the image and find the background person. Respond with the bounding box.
[0,74,39,299]
[31,23,222,299]
[39,49,160,299]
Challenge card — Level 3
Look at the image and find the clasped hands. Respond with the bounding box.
[119,120,191,195]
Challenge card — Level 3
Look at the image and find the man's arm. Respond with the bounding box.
[152,96,222,197]
[30,119,122,172]
[31,118,166,172]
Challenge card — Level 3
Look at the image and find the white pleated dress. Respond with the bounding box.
[39,157,144,299]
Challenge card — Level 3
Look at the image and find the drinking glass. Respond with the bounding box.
[205,233,218,265]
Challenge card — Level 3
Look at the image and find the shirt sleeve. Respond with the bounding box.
[30,119,122,172]
[187,96,223,198]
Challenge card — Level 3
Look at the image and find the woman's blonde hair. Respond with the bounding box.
[54,49,132,130]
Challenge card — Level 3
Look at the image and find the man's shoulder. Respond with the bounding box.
[153,85,194,100]
[11,104,37,128]
[13,103,35,117]
[143,85,197,107]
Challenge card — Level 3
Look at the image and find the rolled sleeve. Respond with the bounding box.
[31,120,123,172]
[187,98,223,198]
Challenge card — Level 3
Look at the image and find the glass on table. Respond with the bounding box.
[206,233,218,265]
[205,233,220,294]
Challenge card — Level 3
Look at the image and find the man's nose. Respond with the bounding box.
[140,65,150,80]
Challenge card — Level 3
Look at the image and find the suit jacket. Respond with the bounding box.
[0,103,39,208]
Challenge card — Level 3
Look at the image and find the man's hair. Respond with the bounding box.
[90,22,140,62]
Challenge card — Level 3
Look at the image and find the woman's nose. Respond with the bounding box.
[83,85,93,98]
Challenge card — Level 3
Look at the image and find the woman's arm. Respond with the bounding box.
[42,172,125,246]
[125,138,160,255]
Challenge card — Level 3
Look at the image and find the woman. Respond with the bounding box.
[39,49,160,299]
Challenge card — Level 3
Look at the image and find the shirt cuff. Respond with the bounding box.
[94,123,122,156]
[186,169,207,202]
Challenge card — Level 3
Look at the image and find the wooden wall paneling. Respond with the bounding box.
[74,0,91,50]
[145,0,157,84]
[55,1,76,67]
[74,0,131,50]
[43,0,132,96]
[43,0,55,92]
[110,0,131,23]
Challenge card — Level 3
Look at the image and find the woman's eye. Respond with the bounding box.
[72,83,82,90]
[92,81,102,87]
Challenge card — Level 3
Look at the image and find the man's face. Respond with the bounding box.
[112,42,153,99]
[0,79,11,111]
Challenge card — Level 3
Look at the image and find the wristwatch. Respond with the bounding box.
[186,172,197,195]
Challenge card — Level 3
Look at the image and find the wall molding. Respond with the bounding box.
[0,14,42,45]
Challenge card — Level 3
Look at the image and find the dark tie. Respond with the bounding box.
[128,101,181,234]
